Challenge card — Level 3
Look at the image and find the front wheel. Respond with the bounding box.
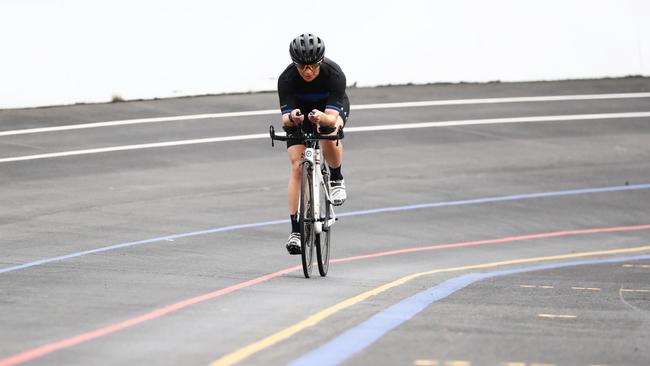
[316,176,331,277]
[299,162,315,278]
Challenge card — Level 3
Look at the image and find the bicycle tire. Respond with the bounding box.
[316,177,331,277]
[299,161,315,278]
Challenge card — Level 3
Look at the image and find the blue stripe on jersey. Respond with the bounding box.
[325,104,342,112]
[281,108,292,114]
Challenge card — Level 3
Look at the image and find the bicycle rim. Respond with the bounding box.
[300,162,315,278]
[316,178,331,276]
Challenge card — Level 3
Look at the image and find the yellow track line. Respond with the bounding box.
[209,245,650,366]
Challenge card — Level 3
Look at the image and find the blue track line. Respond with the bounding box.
[287,253,650,366]
[337,183,650,217]
[0,219,285,274]
[2,183,649,274]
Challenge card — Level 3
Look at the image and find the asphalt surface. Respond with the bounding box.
[1,78,650,366]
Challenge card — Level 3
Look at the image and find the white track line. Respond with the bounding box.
[2,92,650,137]
[344,111,650,131]
[0,133,268,163]
[1,111,648,163]
[0,110,276,137]
[350,92,650,110]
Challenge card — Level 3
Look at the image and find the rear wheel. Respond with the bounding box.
[316,177,331,277]
[299,162,315,278]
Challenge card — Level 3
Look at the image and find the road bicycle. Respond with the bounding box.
[270,122,344,278]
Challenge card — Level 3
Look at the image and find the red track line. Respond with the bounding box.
[2,223,650,366]
[333,224,650,263]
[0,266,300,366]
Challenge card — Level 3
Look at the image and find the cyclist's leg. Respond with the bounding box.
[285,142,306,254]
[320,116,344,169]
[320,95,348,169]
[287,143,306,215]
[321,98,349,205]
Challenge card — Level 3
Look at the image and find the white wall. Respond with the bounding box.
[1,0,648,109]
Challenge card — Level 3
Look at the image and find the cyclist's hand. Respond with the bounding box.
[308,109,324,124]
[287,109,304,126]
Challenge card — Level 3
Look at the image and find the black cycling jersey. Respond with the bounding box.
[277,58,350,124]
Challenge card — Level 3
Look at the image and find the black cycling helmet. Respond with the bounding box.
[289,33,325,64]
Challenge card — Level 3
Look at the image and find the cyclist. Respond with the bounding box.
[277,33,350,255]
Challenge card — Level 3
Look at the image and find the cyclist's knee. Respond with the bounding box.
[288,150,303,176]
[290,160,302,177]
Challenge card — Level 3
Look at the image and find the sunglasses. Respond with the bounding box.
[295,61,322,71]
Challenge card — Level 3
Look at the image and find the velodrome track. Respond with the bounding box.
[1,78,649,366]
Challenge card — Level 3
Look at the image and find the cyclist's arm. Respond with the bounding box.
[283,110,305,126]
[317,69,347,126]
[278,77,302,126]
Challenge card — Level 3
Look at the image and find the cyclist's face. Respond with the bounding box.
[296,63,320,82]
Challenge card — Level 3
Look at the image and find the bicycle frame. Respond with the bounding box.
[302,143,336,234]
[269,124,342,234]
